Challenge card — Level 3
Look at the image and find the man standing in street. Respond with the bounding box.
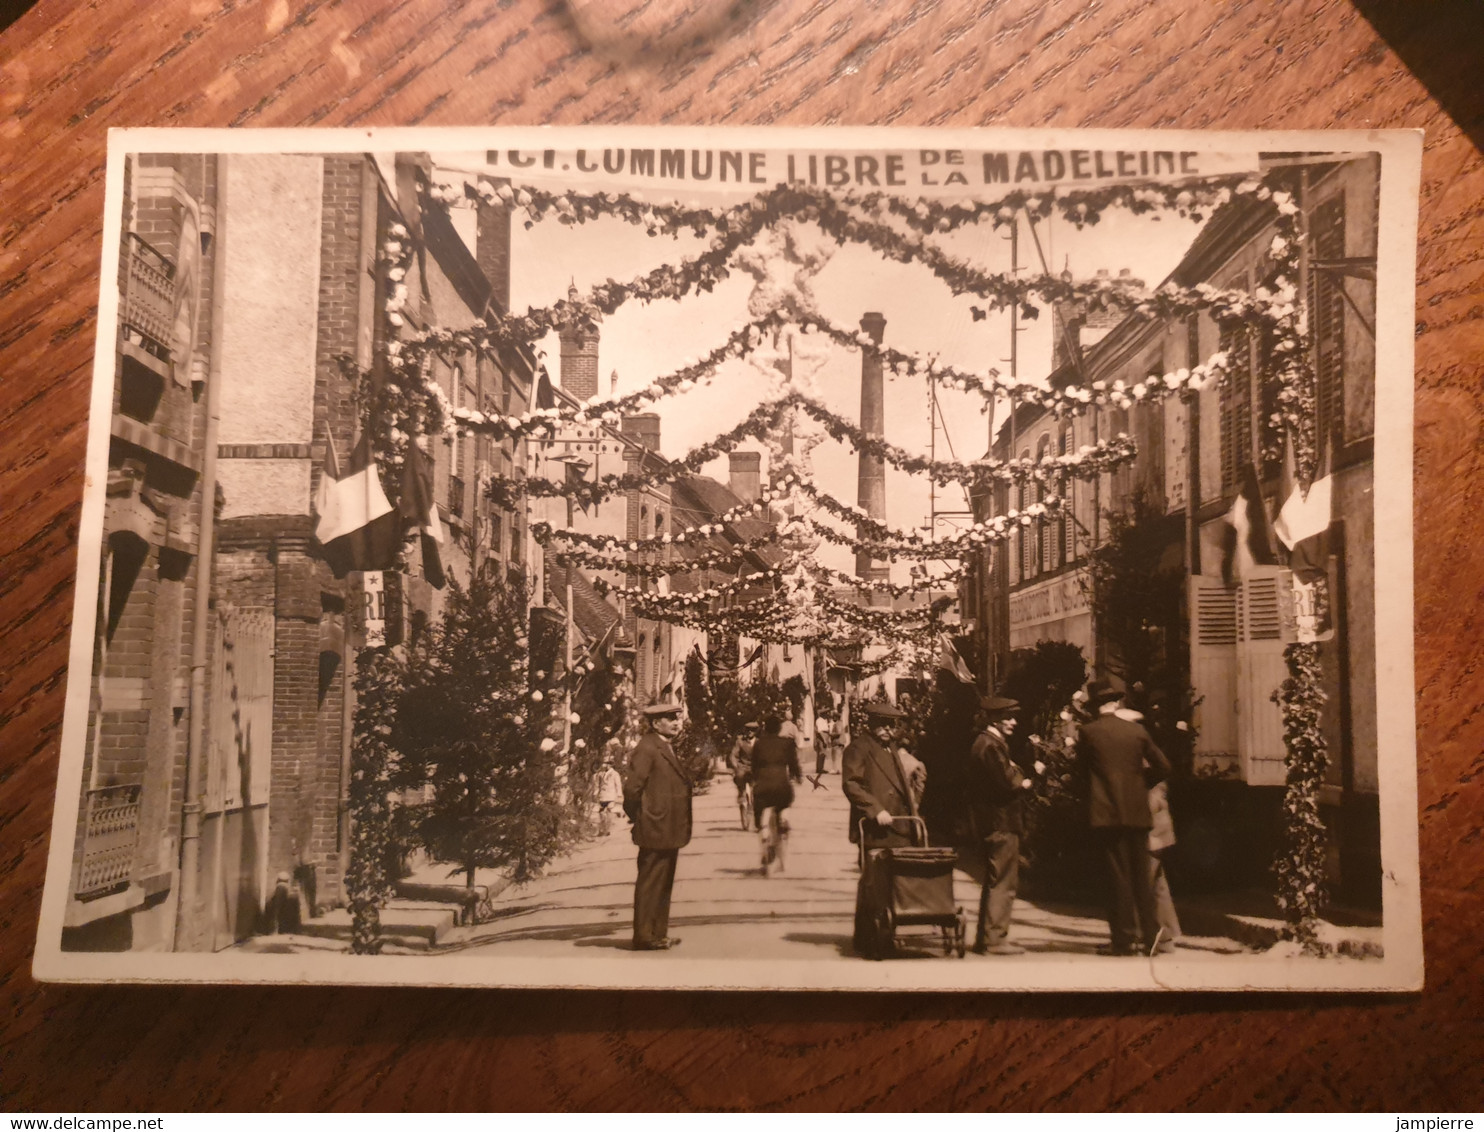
[842,701,916,849]
[842,700,920,954]
[622,703,692,951]
[1076,681,1172,956]
[966,695,1032,955]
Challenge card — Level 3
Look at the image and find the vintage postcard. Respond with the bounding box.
[35,126,1422,991]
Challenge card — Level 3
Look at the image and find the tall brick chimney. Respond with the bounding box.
[855,312,888,584]
[621,412,660,453]
[729,451,761,503]
[475,175,512,315]
[558,283,600,402]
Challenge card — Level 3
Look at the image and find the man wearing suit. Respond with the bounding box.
[843,701,920,954]
[966,695,1032,955]
[622,703,692,951]
[1075,681,1173,956]
[842,701,916,848]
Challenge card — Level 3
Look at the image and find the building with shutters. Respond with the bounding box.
[965,155,1380,905]
[63,151,535,952]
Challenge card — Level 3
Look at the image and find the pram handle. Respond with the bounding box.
[857,815,927,869]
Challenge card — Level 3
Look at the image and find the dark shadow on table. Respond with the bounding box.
[1352,1,1484,151]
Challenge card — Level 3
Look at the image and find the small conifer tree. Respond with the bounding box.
[393,565,567,889]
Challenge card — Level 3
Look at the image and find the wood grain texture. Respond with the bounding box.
[1,0,1481,1112]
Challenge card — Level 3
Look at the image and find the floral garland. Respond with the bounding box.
[1271,641,1331,953]
[488,399,793,509]
[495,391,1136,513]
[440,176,1248,243]
[814,562,964,598]
[414,168,1313,458]
[593,566,782,607]
[860,178,1248,234]
[791,477,1064,553]
[531,515,775,555]
[422,175,1277,348]
[551,544,752,578]
[634,584,953,648]
[785,393,1139,488]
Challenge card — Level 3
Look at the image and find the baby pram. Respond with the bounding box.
[854,817,966,959]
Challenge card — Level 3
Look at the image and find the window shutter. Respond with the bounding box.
[1018,477,1032,581]
[1219,323,1252,496]
[1061,426,1075,564]
[1309,193,1347,451]
[1237,567,1288,785]
[1189,576,1239,769]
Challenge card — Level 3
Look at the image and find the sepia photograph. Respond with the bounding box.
[34,125,1422,991]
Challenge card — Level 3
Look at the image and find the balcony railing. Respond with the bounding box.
[121,233,175,359]
[76,784,142,899]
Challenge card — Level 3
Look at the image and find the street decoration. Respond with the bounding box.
[392,164,1329,946]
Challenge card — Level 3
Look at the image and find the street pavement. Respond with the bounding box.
[434,764,1253,962]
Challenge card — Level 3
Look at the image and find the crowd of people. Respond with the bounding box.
[600,681,1182,958]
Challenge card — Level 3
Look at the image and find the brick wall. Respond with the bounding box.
[559,326,600,402]
[69,153,221,933]
[476,177,512,315]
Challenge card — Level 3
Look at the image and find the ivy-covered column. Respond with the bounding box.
[346,647,401,955]
[1272,639,1330,951]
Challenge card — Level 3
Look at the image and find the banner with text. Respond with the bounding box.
[435,147,1261,200]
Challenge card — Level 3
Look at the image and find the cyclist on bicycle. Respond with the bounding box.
[751,715,803,869]
[729,721,758,826]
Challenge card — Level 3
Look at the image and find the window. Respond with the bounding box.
[1060,425,1075,565]
[1037,435,1053,574]
[1218,272,1254,496]
[655,509,665,535]
[1309,193,1347,452]
[1018,448,1034,581]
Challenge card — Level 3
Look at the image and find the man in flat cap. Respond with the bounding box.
[1076,680,1172,956]
[966,695,1032,954]
[622,702,691,951]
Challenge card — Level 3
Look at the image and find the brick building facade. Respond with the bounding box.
[64,150,529,952]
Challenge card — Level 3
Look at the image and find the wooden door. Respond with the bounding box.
[206,606,274,948]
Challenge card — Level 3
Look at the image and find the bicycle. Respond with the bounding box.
[759,805,788,876]
[737,780,754,830]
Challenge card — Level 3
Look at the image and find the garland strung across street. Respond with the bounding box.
[382,171,1307,452]
[364,158,1330,946]
[435,176,1248,243]
[492,393,1135,511]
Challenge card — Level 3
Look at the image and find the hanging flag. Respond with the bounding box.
[315,434,400,577]
[1220,463,1277,587]
[1274,473,1333,582]
[565,459,591,514]
[937,633,974,683]
[399,440,446,590]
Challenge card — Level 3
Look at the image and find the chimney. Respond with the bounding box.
[476,175,512,315]
[558,283,600,402]
[729,451,761,504]
[855,312,889,584]
[621,412,660,453]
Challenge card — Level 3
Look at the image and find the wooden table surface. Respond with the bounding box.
[2,0,1481,1112]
